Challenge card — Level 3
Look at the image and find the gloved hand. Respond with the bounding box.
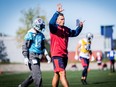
[24,57,29,66]
[74,55,79,60]
[46,55,51,63]
[44,49,51,63]
[91,55,95,61]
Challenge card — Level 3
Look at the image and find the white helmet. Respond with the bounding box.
[86,32,93,41]
[32,18,45,32]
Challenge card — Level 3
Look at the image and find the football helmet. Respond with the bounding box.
[86,32,93,41]
[32,18,45,32]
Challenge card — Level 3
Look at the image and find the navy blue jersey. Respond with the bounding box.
[107,50,115,60]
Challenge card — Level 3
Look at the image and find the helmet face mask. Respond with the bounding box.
[32,18,45,32]
[40,23,45,31]
[86,32,93,41]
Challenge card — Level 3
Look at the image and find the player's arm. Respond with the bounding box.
[69,22,83,37]
[75,43,81,60]
[75,43,81,55]
[49,12,59,34]
[22,40,32,58]
[44,49,51,63]
[42,37,51,63]
[22,39,32,66]
[22,33,32,58]
[49,3,64,33]
[49,3,63,34]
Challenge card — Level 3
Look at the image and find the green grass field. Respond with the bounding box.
[0,70,116,87]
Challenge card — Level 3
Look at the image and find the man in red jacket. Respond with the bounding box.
[49,3,83,87]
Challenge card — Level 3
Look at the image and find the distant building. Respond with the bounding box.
[101,25,114,51]
[113,39,116,49]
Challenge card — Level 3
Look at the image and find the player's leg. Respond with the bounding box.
[30,52,43,87]
[59,57,69,87]
[52,72,60,87]
[19,75,33,87]
[80,58,89,85]
[84,59,89,84]
[110,60,113,72]
[30,58,42,87]
[52,56,61,87]
[81,66,88,85]
[18,60,33,87]
[60,56,69,87]
[52,56,69,87]
[112,60,115,72]
[59,70,69,87]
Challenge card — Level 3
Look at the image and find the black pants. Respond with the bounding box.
[110,60,115,72]
[80,57,89,78]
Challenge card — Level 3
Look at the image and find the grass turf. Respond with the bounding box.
[0,70,116,87]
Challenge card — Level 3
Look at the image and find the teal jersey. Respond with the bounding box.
[24,32,45,54]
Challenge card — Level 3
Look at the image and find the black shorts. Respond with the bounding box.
[52,56,68,72]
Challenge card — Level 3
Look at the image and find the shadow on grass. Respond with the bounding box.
[92,80,116,84]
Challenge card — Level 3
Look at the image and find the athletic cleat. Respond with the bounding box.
[81,79,88,85]
[18,84,21,87]
[83,79,88,85]
[81,79,85,85]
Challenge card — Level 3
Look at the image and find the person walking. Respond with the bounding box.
[96,52,102,70]
[18,18,51,87]
[75,32,93,85]
[107,48,116,73]
[49,3,83,87]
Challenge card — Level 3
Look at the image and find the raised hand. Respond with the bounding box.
[79,21,83,27]
[57,3,64,12]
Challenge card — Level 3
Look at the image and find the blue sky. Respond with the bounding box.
[0,0,116,39]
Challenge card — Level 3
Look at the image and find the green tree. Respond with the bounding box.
[16,6,50,60]
[0,40,7,59]
[16,6,47,46]
[0,40,10,63]
[0,33,10,63]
